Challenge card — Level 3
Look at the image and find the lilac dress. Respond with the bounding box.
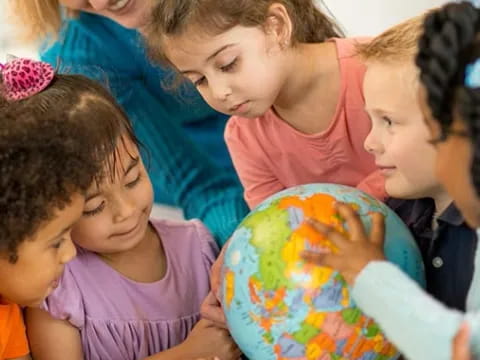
[42,219,219,360]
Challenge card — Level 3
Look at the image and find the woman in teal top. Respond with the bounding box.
[11,0,249,245]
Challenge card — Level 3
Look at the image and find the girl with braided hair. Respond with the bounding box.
[302,2,480,359]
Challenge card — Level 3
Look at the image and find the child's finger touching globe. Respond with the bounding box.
[305,218,349,250]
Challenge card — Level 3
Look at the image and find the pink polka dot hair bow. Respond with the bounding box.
[0,56,55,101]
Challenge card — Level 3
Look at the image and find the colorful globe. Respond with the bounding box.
[221,183,425,360]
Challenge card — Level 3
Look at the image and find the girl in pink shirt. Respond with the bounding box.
[145,0,386,208]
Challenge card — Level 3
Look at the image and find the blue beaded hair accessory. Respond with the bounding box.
[461,0,480,8]
[465,59,480,89]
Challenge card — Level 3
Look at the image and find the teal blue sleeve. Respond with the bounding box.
[352,261,480,359]
[40,23,248,246]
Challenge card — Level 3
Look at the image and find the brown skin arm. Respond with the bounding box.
[25,307,83,360]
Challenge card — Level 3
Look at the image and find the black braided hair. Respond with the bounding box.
[416,1,480,195]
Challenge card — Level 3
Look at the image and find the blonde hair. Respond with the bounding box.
[144,0,343,65]
[357,14,427,64]
[7,0,77,43]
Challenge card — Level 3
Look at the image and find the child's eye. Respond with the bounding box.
[194,77,207,87]
[126,174,142,189]
[382,116,393,127]
[220,58,238,72]
[83,201,106,217]
[52,238,65,249]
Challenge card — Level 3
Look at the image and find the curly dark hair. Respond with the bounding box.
[416,1,480,195]
[0,74,139,263]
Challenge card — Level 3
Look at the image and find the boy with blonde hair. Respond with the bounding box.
[354,14,478,313]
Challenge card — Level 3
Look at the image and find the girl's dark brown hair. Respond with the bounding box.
[144,0,343,65]
[0,73,139,263]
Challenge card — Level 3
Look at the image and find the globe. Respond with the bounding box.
[221,183,425,360]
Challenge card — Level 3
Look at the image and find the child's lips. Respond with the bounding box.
[230,101,250,113]
[378,166,396,175]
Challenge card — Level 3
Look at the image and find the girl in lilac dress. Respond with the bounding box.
[24,67,241,360]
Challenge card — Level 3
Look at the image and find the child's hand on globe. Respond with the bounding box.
[181,319,242,360]
[200,239,230,329]
[302,202,386,285]
[200,291,227,329]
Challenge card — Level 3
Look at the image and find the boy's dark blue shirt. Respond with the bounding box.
[388,198,477,311]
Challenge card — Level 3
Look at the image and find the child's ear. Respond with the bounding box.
[265,3,293,49]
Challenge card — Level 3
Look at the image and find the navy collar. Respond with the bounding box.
[437,202,465,227]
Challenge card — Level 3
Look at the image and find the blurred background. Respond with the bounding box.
[321,0,449,36]
[0,0,448,61]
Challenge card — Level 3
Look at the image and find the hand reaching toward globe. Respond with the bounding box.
[200,239,230,328]
[180,319,242,360]
[452,323,472,360]
[210,240,229,297]
[200,291,227,329]
[302,202,386,285]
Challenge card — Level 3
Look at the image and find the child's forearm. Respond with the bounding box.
[8,355,32,360]
[352,260,471,360]
[143,346,183,360]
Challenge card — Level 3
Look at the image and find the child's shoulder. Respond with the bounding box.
[150,217,211,239]
[329,37,370,58]
[150,218,219,260]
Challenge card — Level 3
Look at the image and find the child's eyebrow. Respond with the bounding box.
[180,43,236,74]
[365,107,394,116]
[206,44,236,63]
[47,225,72,243]
[86,191,101,202]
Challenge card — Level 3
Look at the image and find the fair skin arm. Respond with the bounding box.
[200,242,228,328]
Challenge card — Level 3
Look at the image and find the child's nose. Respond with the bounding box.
[210,79,232,102]
[112,193,136,223]
[60,237,77,265]
[364,131,383,155]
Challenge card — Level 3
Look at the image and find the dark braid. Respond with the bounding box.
[416,1,480,195]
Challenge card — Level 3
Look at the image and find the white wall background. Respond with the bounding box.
[320,0,450,36]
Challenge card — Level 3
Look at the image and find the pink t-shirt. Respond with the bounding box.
[225,37,386,209]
